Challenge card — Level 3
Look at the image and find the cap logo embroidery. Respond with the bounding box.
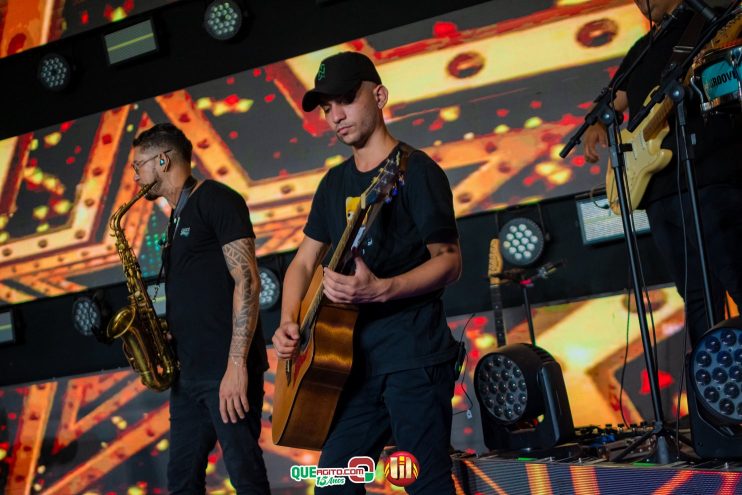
[317,63,326,81]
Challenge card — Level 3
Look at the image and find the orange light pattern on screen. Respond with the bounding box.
[0,0,648,304]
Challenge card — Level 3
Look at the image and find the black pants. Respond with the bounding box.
[167,372,270,494]
[646,184,742,346]
[316,362,456,494]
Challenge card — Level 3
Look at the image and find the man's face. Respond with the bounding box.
[131,146,166,200]
[319,82,383,148]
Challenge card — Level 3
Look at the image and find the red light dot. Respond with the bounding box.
[273,151,281,159]
[74,146,81,154]
[428,119,443,131]
[590,165,601,175]
[264,94,276,103]
[524,176,537,186]
[8,413,17,420]
[60,121,73,132]
[530,101,542,109]
[224,94,239,106]
[571,156,586,167]
[289,137,298,144]
[472,316,487,326]
[253,68,262,77]
[229,131,238,139]
[66,156,75,165]
[433,21,459,38]
[81,10,89,25]
[226,76,235,85]
[412,118,424,127]
[496,109,509,118]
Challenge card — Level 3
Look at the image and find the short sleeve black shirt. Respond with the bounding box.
[615,10,742,206]
[165,180,268,380]
[303,144,460,376]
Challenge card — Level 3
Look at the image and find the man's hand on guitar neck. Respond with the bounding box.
[323,256,391,304]
[583,89,628,163]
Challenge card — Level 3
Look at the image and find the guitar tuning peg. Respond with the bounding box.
[385,196,392,204]
[391,186,398,196]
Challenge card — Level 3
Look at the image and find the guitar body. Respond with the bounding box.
[272,266,358,450]
[605,90,673,215]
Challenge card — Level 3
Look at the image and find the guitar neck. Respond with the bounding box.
[489,282,507,348]
[301,200,382,331]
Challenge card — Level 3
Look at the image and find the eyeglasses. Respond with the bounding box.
[131,149,172,173]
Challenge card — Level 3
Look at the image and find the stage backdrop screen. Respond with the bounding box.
[0,0,648,305]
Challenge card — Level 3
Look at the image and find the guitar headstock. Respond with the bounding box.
[488,238,503,285]
[361,150,402,208]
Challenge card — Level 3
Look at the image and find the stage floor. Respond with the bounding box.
[452,453,742,495]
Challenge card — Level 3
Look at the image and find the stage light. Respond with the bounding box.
[474,343,573,451]
[203,0,245,40]
[72,292,111,343]
[691,322,742,423]
[687,317,742,458]
[259,266,281,310]
[498,217,544,267]
[37,53,72,91]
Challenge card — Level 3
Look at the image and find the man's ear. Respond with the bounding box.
[375,85,389,109]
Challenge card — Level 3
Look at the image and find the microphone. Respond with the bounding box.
[536,259,565,280]
[652,4,685,39]
[684,0,718,23]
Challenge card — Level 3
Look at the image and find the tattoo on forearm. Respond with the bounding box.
[222,238,260,365]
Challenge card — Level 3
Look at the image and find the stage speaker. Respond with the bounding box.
[688,316,742,458]
[474,343,574,451]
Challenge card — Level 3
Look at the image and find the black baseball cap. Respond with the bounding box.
[301,51,382,112]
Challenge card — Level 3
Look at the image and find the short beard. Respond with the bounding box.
[143,181,160,201]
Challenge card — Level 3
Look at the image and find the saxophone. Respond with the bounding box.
[106,182,178,391]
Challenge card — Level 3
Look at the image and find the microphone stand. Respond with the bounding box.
[560,8,698,465]
[496,261,564,346]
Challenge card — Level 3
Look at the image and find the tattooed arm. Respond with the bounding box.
[219,236,260,424]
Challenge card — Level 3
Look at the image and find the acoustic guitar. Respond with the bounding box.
[272,146,408,450]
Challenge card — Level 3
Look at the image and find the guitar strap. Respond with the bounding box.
[397,141,413,178]
[663,12,707,79]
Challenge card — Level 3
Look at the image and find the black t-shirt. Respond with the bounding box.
[303,144,460,376]
[615,10,742,206]
[165,180,268,380]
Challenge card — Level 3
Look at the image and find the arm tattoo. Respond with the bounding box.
[222,237,260,366]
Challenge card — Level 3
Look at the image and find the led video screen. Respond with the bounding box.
[0,0,648,306]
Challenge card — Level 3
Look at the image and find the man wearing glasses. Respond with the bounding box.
[131,123,270,494]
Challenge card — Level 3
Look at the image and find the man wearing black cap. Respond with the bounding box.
[273,51,461,493]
